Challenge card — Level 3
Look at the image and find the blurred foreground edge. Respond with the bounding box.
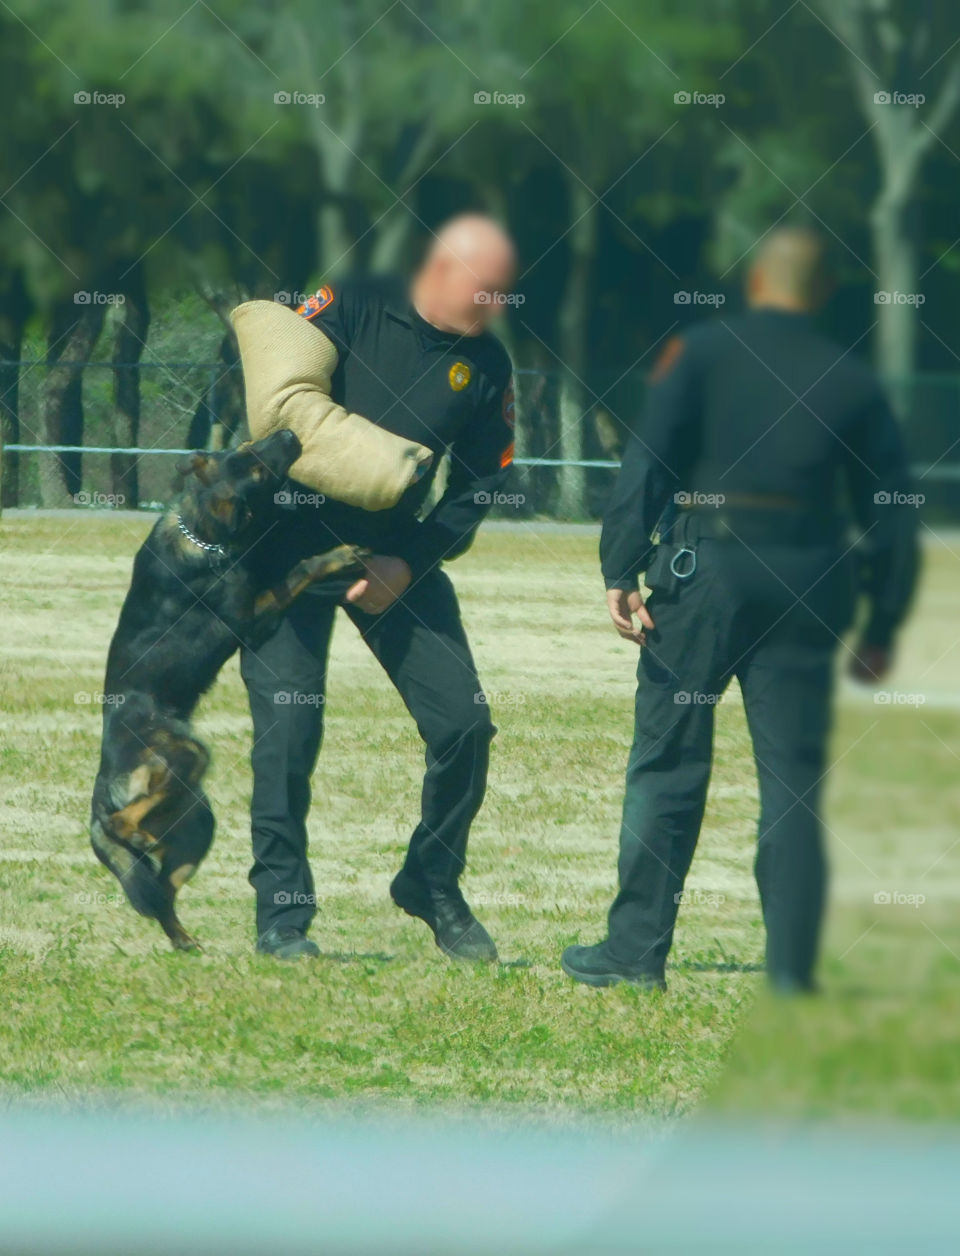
[0,1107,956,1254]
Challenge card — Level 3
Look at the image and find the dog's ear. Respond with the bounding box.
[175,452,216,485]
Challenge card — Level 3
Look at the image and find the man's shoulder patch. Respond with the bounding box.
[650,335,685,383]
[296,285,335,320]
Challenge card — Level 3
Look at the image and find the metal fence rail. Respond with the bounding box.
[2,444,953,482]
[4,359,960,516]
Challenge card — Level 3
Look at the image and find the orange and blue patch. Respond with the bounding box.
[296,285,334,320]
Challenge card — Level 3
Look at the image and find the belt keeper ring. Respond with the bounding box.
[669,547,697,579]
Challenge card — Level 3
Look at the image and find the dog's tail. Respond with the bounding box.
[90,809,167,920]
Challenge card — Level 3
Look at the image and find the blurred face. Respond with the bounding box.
[413,226,517,335]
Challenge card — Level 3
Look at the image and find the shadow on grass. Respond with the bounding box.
[316,951,396,964]
[672,960,765,974]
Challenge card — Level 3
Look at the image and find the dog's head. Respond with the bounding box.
[176,429,302,545]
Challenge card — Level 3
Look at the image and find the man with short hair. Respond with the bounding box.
[562,227,919,994]
[240,214,517,962]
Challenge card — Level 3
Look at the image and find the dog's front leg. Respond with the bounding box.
[250,544,371,639]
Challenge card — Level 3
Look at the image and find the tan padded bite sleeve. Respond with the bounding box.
[230,300,432,512]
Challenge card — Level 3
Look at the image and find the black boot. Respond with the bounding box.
[561,941,666,990]
[390,870,497,963]
[256,925,321,960]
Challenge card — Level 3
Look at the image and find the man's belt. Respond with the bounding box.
[674,496,842,546]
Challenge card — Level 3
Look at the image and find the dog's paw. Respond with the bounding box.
[307,544,372,578]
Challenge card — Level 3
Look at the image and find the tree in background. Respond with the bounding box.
[815,0,960,390]
[2,0,960,512]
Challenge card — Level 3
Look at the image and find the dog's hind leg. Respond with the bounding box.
[90,813,167,925]
[110,735,209,851]
[106,754,171,849]
[152,800,215,952]
[100,735,213,949]
[154,871,203,952]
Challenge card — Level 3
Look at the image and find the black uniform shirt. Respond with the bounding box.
[281,275,514,580]
[600,309,919,646]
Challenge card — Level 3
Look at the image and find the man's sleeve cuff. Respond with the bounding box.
[604,573,640,591]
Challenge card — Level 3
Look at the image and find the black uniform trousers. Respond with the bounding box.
[607,533,856,987]
[240,568,495,936]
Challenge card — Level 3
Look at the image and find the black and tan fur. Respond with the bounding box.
[90,429,368,949]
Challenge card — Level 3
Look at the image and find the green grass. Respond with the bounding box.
[0,514,958,1121]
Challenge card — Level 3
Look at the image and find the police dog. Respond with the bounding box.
[90,429,368,950]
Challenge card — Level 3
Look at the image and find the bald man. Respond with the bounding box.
[562,227,919,994]
[241,214,516,961]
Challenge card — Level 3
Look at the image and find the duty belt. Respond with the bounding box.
[674,503,842,547]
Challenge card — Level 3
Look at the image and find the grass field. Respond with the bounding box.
[0,514,958,1123]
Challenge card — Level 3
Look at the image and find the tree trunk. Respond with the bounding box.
[369,208,416,274]
[816,2,960,396]
[317,197,357,277]
[39,304,105,507]
[0,269,30,509]
[870,183,917,414]
[110,264,150,508]
[555,180,596,519]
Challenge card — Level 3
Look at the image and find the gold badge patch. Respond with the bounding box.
[449,361,471,391]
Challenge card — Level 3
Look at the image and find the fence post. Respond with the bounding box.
[209,365,223,450]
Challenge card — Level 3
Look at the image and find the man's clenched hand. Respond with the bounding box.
[607,587,655,645]
[346,555,412,614]
[848,640,893,684]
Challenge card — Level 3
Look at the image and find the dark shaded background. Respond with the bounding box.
[1,0,959,515]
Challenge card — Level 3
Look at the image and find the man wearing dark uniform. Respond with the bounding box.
[561,228,919,993]
[238,215,517,961]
